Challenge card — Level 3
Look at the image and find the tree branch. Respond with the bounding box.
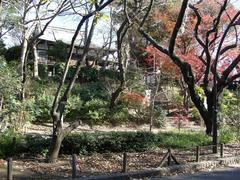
[169,0,189,54]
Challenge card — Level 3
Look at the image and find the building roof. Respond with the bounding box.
[38,26,100,49]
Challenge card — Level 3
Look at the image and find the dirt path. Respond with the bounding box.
[20,121,203,136]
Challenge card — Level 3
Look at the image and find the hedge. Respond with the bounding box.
[0,130,215,158]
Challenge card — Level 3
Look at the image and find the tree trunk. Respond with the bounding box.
[20,37,28,100]
[48,14,100,162]
[32,42,39,79]
[48,112,65,163]
[109,86,124,109]
[109,19,129,109]
[0,95,3,111]
[48,130,64,163]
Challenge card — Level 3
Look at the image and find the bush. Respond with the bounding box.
[108,105,131,125]
[61,131,157,154]
[34,94,54,122]
[1,129,237,158]
[0,130,25,157]
[4,45,21,61]
[25,134,51,156]
[38,64,48,79]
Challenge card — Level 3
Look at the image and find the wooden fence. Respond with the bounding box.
[3,143,226,179]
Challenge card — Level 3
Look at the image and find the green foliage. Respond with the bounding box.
[0,130,25,157]
[190,107,201,123]
[65,95,83,119]
[34,94,54,122]
[220,88,240,125]
[219,126,237,144]
[194,85,205,101]
[157,130,211,148]
[125,66,145,93]
[0,58,23,130]
[38,64,48,79]
[25,134,50,156]
[108,105,131,125]
[0,130,215,157]
[48,40,68,62]
[1,129,239,158]
[99,69,119,80]
[4,45,21,61]
[83,98,108,124]
[152,107,167,128]
[79,66,99,82]
[0,40,6,56]
[75,82,109,102]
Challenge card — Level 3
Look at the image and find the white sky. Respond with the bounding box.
[3,0,240,47]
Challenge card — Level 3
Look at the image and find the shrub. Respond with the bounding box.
[61,131,157,155]
[0,130,25,157]
[38,64,48,79]
[4,45,21,61]
[1,129,238,158]
[34,94,54,122]
[25,134,51,155]
[79,66,99,82]
[108,105,131,125]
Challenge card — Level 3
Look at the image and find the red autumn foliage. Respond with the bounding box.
[121,92,145,105]
[144,0,239,83]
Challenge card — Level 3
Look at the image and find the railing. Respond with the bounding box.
[195,143,224,162]
[1,143,232,179]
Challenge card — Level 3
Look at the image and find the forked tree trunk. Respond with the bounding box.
[109,20,130,109]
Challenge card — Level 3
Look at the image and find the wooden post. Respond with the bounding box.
[167,148,171,166]
[220,143,224,158]
[159,151,170,167]
[122,152,128,173]
[7,158,13,180]
[71,154,77,178]
[196,146,200,162]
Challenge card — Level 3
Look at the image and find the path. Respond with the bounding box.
[153,164,240,180]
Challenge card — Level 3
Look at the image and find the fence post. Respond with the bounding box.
[122,152,128,173]
[7,158,13,180]
[196,146,200,162]
[220,143,224,158]
[167,148,171,166]
[71,154,77,178]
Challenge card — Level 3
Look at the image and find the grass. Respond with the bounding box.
[157,130,212,149]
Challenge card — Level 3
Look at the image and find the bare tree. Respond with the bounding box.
[139,0,240,151]
[109,0,144,109]
[49,0,115,163]
[3,0,71,98]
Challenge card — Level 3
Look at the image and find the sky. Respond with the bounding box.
[3,0,240,48]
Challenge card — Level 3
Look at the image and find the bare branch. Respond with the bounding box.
[169,0,189,54]
[188,4,205,48]
[222,54,240,80]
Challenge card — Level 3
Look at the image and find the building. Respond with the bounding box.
[36,26,117,76]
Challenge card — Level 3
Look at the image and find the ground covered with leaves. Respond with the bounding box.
[0,142,240,179]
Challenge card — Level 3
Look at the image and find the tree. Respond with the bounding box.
[109,0,147,109]
[49,0,115,163]
[0,1,17,38]
[3,0,71,98]
[139,0,240,151]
